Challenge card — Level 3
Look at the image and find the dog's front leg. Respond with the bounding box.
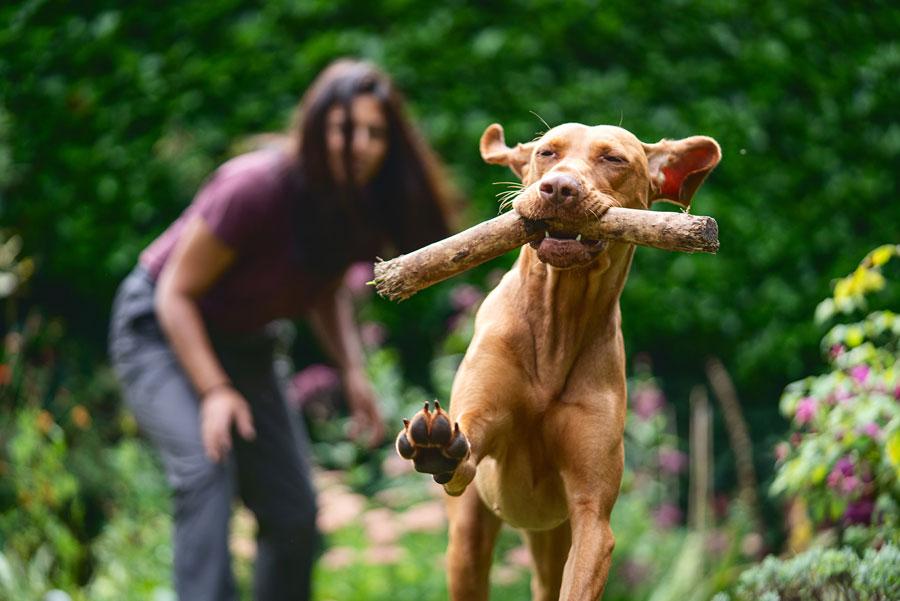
[394,393,500,497]
[550,398,626,601]
[396,346,515,497]
[395,400,473,490]
[559,490,619,600]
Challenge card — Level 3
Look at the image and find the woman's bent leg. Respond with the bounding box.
[229,362,319,601]
[110,273,238,601]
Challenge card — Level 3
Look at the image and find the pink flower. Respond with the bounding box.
[828,457,856,490]
[290,364,340,408]
[654,504,684,529]
[893,383,900,401]
[843,498,875,525]
[827,471,841,489]
[860,421,880,439]
[706,530,730,555]
[632,386,666,420]
[794,396,819,425]
[841,476,860,494]
[835,457,854,476]
[774,442,790,463]
[619,560,651,587]
[829,344,845,360]
[343,261,375,297]
[449,284,484,312]
[849,364,870,385]
[658,448,688,475]
[835,387,854,403]
[359,321,387,349]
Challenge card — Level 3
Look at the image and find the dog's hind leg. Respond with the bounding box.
[445,485,502,601]
[522,521,571,601]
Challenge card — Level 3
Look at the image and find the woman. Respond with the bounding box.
[108,58,455,601]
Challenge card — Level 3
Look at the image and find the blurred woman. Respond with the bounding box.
[108,58,456,601]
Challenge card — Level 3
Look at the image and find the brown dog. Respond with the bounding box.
[396,122,721,600]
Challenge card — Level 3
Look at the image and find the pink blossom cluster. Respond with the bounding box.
[449,283,484,312]
[825,455,878,525]
[289,363,341,409]
[794,396,819,425]
[826,456,859,494]
[343,261,375,297]
[632,385,666,420]
[653,503,683,529]
[849,364,870,385]
[658,447,688,475]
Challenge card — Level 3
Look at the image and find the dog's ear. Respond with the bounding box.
[480,123,536,180]
[643,136,721,208]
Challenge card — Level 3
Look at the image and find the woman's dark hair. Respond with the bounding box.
[289,58,456,278]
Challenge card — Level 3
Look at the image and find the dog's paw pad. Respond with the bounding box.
[395,401,469,477]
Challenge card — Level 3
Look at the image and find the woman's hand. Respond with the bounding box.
[342,368,385,448]
[200,385,256,463]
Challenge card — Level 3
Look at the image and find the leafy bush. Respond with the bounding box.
[771,246,900,535]
[0,277,172,600]
[712,543,900,601]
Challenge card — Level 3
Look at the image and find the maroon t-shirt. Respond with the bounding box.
[140,150,377,331]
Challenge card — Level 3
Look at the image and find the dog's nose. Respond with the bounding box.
[538,173,582,205]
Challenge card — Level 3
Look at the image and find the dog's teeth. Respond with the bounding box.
[576,234,582,242]
[545,231,550,238]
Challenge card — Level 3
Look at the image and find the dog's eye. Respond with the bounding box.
[603,155,627,164]
[538,149,555,158]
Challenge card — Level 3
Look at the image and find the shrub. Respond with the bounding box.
[771,246,900,537]
[712,543,900,601]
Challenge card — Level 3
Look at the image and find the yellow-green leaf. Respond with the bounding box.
[870,245,897,267]
[846,326,864,348]
[834,278,852,300]
[811,464,827,484]
[887,432,900,479]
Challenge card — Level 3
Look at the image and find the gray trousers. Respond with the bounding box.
[108,266,318,601]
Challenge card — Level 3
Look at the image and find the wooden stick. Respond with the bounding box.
[373,207,718,301]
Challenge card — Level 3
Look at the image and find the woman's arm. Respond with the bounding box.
[155,216,255,462]
[307,282,385,447]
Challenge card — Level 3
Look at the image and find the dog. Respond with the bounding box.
[396,121,721,600]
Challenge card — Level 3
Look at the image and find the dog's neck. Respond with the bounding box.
[511,242,635,387]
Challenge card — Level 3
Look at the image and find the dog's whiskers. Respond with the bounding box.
[494,181,525,213]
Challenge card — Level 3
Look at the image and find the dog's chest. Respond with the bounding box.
[474,442,569,530]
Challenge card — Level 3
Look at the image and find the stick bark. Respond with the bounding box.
[373,207,718,301]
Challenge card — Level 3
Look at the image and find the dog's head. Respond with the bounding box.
[481,123,721,269]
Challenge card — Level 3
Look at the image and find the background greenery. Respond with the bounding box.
[2,0,899,599]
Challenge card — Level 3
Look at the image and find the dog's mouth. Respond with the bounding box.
[528,231,608,269]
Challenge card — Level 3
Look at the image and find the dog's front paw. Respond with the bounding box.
[396,401,469,484]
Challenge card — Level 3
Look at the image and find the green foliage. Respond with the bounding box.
[0,297,172,600]
[0,231,33,302]
[712,543,900,601]
[313,522,530,601]
[3,1,900,597]
[2,1,899,401]
[0,407,82,598]
[79,439,173,601]
[0,387,173,601]
[771,246,900,535]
